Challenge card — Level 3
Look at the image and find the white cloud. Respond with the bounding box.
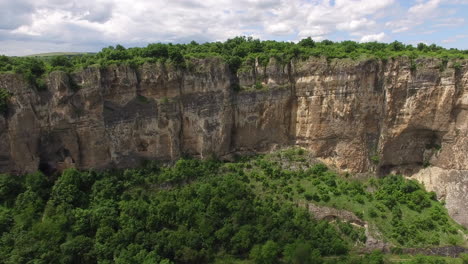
[297,26,330,39]
[386,0,439,32]
[0,0,398,55]
[392,26,410,33]
[0,0,466,55]
[360,32,386,42]
[266,23,293,35]
[433,17,465,27]
[336,18,376,31]
[408,0,441,18]
[441,34,468,43]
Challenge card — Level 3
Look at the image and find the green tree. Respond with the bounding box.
[60,235,96,264]
[50,56,72,68]
[417,43,428,51]
[298,37,315,48]
[250,240,280,264]
[389,41,405,51]
[283,241,322,264]
[0,173,22,206]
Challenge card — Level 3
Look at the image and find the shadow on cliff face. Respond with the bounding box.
[379,128,443,176]
[38,133,76,175]
[38,161,56,175]
[39,148,75,175]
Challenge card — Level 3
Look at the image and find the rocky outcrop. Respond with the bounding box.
[304,202,365,226]
[411,168,468,227]
[0,57,467,226]
[302,202,390,252]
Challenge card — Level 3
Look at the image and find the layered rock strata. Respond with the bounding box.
[0,57,466,225]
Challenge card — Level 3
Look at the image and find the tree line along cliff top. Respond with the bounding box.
[0,37,467,90]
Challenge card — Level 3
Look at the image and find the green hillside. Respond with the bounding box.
[0,148,466,263]
[25,52,94,57]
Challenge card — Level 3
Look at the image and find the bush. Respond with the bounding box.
[369,208,378,218]
[50,56,72,68]
[355,211,364,219]
[370,155,380,164]
[0,88,11,115]
[283,241,322,264]
[250,240,280,264]
[310,164,328,176]
[254,81,264,90]
[363,250,385,264]
[460,253,468,264]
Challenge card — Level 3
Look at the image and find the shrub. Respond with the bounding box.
[50,56,72,68]
[453,62,462,70]
[283,241,322,264]
[321,194,330,202]
[254,81,264,90]
[363,250,385,264]
[355,195,365,204]
[250,240,280,264]
[355,211,364,219]
[369,208,378,218]
[310,164,328,175]
[460,253,468,264]
[370,155,380,164]
[160,97,169,104]
[0,88,11,115]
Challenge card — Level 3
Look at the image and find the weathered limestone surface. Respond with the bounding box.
[0,57,467,225]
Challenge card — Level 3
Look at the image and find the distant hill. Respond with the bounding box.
[25,52,94,57]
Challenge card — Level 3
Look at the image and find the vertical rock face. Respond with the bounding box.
[0,57,467,226]
[293,58,385,172]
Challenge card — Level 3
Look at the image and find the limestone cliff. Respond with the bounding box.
[0,57,467,226]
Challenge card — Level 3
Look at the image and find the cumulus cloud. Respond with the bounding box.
[1,0,392,54]
[408,0,442,18]
[0,0,466,55]
[386,0,465,34]
[360,32,386,42]
[337,18,376,32]
[266,23,293,35]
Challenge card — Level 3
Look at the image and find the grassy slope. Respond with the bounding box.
[214,148,468,263]
[216,149,467,264]
[244,148,466,246]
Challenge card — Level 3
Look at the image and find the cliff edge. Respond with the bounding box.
[0,57,467,226]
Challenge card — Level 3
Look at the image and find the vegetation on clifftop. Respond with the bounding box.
[0,148,465,263]
[0,37,467,91]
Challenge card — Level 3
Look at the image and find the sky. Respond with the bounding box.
[0,0,467,56]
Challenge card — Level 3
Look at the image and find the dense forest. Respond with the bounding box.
[1,148,466,264]
[0,37,467,92]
